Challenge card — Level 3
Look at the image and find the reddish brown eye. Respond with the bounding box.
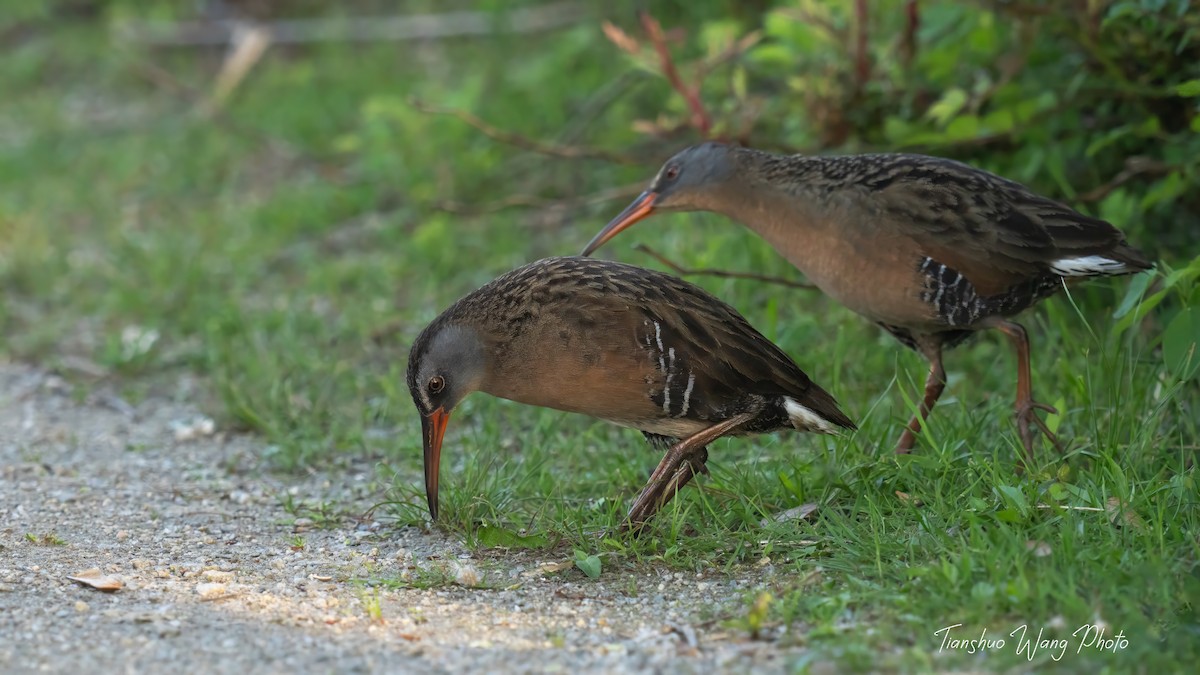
[664,166,679,180]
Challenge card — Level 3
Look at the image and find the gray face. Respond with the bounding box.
[648,141,734,209]
[406,322,486,416]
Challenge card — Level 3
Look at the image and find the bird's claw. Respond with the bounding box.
[1015,398,1066,464]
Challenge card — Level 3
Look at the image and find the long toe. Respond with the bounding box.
[1014,399,1067,460]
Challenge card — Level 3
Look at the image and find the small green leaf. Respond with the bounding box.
[1048,482,1069,502]
[1163,308,1200,380]
[927,88,969,126]
[1114,287,1171,334]
[997,485,1029,515]
[746,592,772,637]
[1113,270,1155,319]
[573,549,602,579]
[1044,397,1065,435]
[994,508,1023,523]
[1174,79,1200,97]
[476,526,547,550]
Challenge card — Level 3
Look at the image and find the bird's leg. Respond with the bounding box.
[895,345,947,453]
[994,320,1065,461]
[622,412,754,532]
[623,445,710,530]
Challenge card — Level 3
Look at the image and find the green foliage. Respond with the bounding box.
[0,1,1197,671]
[573,549,603,578]
[618,1,1200,252]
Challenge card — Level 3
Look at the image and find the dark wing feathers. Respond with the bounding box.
[636,267,855,430]
[822,154,1150,280]
[464,257,854,431]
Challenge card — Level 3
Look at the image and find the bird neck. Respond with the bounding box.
[709,152,840,262]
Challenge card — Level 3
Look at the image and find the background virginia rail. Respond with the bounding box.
[581,142,1152,458]
[406,256,854,528]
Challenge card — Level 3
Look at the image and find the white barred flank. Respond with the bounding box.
[1049,255,1129,277]
[784,397,838,434]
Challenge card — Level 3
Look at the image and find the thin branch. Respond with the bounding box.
[409,99,640,165]
[777,7,846,43]
[633,244,816,290]
[203,23,272,116]
[433,181,645,216]
[114,2,586,46]
[638,10,712,137]
[853,0,871,93]
[693,30,763,84]
[900,0,920,70]
[1076,157,1176,203]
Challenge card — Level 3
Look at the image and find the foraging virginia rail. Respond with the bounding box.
[581,143,1152,457]
[407,256,854,528]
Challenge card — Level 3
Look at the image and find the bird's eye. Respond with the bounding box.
[428,376,445,394]
[664,166,680,180]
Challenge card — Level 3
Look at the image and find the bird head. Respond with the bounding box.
[581,141,735,256]
[406,321,487,521]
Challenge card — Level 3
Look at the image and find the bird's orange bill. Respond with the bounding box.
[422,407,450,520]
[581,190,658,256]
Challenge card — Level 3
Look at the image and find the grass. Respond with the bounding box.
[1,6,1197,673]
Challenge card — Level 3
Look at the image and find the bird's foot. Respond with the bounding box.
[1015,398,1066,464]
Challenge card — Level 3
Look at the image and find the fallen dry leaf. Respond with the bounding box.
[67,568,123,592]
[760,503,819,527]
[896,491,923,506]
[533,559,574,575]
[1105,497,1146,531]
[601,21,641,56]
[1025,540,1053,557]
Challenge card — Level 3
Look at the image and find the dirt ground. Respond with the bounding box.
[0,360,823,674]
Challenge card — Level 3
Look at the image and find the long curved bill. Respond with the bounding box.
[580,191,659,256]
[421,408,450,520]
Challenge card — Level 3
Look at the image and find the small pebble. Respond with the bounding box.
[196,582,226,599]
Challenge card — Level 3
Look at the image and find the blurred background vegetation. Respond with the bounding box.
[3,0,1196,461]
[0,0,1195,458]
[3,1,1198,668]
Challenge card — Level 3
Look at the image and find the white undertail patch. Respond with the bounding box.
[784,397,838,434]
[1049,255,1128,277]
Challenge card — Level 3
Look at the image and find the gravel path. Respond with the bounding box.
[0,361,809,674]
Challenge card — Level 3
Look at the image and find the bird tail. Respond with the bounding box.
[784,388,856,434]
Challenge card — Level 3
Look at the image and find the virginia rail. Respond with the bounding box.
[582,143,1151,458]
[407,256,854,528]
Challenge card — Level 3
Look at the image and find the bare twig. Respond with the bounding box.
[1076,157,1177,203]
[433,181,644,216]
[853,0,871,93]
[638,10,712,137]
[410,99,640,165]
[693,30,764,84]
[203,23,271,115]
[777,7,846,43]
[900,0,920,69]
[633,244,816,290]
[114,2,586,46]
